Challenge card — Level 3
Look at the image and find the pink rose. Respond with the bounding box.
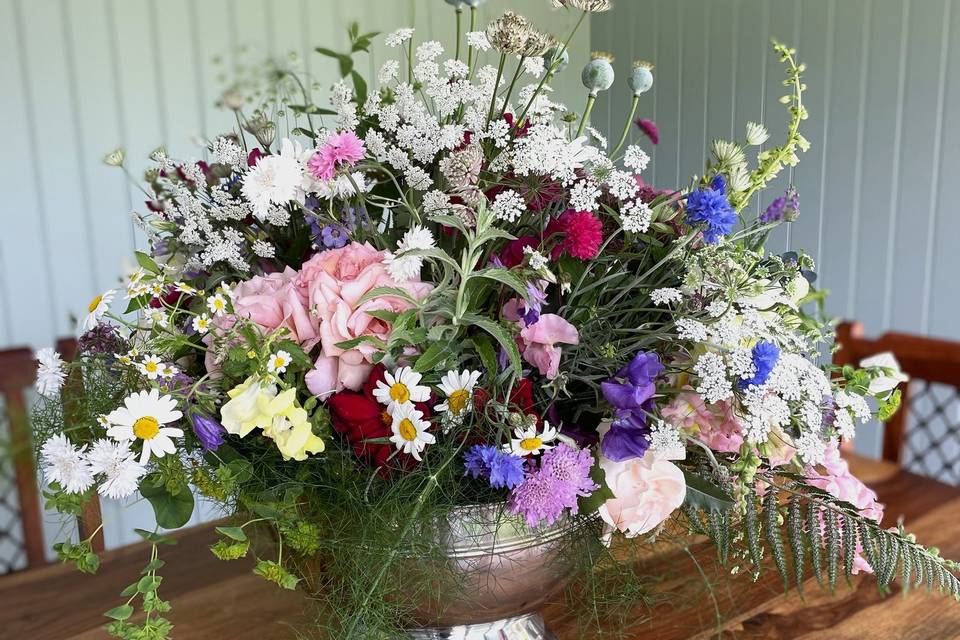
[300,242,431,396]
[598,450,686,537]
[229,267,318,347]
[519,314,579,379]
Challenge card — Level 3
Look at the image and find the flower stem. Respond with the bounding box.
[576,93,596,138]
[610,95,640,157]
[486,53,507,127]
[467,7,477,70]
[454,8,462,62]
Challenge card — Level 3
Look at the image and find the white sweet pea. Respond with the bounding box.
[859,352,909,395]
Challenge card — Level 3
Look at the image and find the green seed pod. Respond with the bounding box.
[581,51,615,95]
[543,43,570,74]
[628,60,654,96]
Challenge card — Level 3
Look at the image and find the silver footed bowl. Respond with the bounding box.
[404,502,600,630]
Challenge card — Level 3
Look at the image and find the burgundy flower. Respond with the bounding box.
[634,118,659,145]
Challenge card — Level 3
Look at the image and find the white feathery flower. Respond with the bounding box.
[80,289,116,333]
[466,31,491,51]
[373,366,431,412]
[745,121,770,146]
[416,40,443,61]
[386,27,415,47]
[241,139,304,220]
[623,145,650,172]
[106,388,184,465]
[490,189,526,222]
[40,435,94,494]
[34,348,67,397]
[706,299,729,317]
[444,59,469,79]
[384,251,422,283]
[86,439,146,499]
[398,225,436,252]
[389,402,435,461]
[650,288,682,306]
[605,169,638,200]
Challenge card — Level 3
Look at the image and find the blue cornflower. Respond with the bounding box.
[739,341,781,389]
[685,179,737,244]
[464,444,526,489]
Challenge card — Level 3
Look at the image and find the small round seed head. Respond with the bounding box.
[486,11,532,54]
[581,52,615,95]
[628,60,654,95]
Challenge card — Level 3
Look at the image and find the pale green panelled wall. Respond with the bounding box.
[0,0,589,551]
[591,0,960,459]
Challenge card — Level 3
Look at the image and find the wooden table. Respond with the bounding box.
[4,455,960,639]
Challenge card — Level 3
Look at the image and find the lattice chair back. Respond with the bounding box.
[0,339,103,576]
[834,322,960,483]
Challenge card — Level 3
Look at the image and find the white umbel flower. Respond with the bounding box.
[505,422,559,456]
[385,27,415,47]
[80,289,115,333]
[86,439,146,499]
[389,402,435,461]
[374,366,431,412]
[650,288,683,306]
[106,388,184,464]
[40,435,94,494]
[34,348,67,397]
[623,145,650,172]
[434,369,482,422]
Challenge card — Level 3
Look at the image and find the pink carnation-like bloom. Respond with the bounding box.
[546,210,603,260]
[518,313,579,379]
[662,393,745,455]
[598,449,686,537]
[307,130,366,181]
[300,242,431,397]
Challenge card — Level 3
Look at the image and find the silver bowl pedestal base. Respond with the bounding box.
[406,612,556,639]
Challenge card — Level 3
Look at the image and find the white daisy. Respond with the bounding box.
[505,422,559,456]
[267,350,292,374]
[219,282,235,300]
[160,363,179,379]
[86,439,146,499]
[373,366,431,411]
[106,388,184,464]
[80,289,115,333]
[207,293,228,316]
[192,313,212,334]
[145,308,169,329]
[34,348,67,397]
[97,414,110,428]
[434,369,482,422]
[174,281,197,294]
[139,355,164,380]
[389,402,435,461]
[40,435,94,494]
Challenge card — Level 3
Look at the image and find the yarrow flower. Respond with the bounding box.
[546,210,603,260]
[464,444,525,489]
[34,348,67,397]
[685,177,737,244]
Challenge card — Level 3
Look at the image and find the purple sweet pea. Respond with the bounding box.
[601,421,652,461]
[522,281,548,326]
[600,351,663,461]
[191,413,226,452]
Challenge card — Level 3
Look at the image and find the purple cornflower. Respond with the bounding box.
[685,178,737,244]
[738,341,780,389]
[760,185,799,223]
[601,351,663,461]
[464,444,526,489]
[320,224,348,249]
[190,413,226,452]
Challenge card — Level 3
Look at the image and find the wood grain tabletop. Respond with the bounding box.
[3,454,959,639]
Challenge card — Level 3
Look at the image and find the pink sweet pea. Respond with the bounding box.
[300,242,431,397]
[307,131,366,181]
[519,314,579,379]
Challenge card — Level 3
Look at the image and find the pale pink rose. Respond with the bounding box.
[598,450,686,537]
[229,267,318,347]
[519,314,579,379]
[300,242,431,396]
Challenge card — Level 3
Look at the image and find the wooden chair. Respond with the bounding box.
[0,339,103,575]
[834,322,960,481]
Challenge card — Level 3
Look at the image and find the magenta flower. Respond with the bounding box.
[307,131,366,181]
[634,118,659,145]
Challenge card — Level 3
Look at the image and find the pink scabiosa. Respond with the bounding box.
[546,210,604,260]
[508,443,598,528]
[308,131,366,181]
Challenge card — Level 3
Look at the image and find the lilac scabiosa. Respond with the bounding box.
[191,413,227,452]
[738,341,781,389]
[540,444,599,499]
[600,351,664,461]
[685,177,737,244]
[464,444,526,489]
[508,444,599,528]
[760,185,800,223]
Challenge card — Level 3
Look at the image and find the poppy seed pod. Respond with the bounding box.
[543,43,570,73]
[581,52,615,96]
[628,60,654,96]
[445,0,465,8]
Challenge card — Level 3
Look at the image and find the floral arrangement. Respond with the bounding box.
[32,0,959,638]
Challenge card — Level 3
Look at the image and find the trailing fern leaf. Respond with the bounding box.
[744,489,763,572]
[842,514,856,585]
[807,502,824,588]
[825,507,839,591]
[787,496,805,594]
[763,491,789,590]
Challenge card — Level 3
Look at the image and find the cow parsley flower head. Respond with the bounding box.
[650,288,682,306]
[385,28,414,47]
[623,145,650,172]
[621,199,653,234]
[491,189,526,222]
[466,31,491,51]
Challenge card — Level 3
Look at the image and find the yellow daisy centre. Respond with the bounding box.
[389,382,410,404]
[144,361,159,373]
[448,389,470,415]
[88,295,103,312]
[273,356,286,369]
[133,416,160,440]
[519,437,543,452]
[213,298,225,310]
[398,418,418,442]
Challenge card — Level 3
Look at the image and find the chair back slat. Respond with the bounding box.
[835,322,960,478]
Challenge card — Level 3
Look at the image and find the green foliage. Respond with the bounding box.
[139,472,195,530]
[54,539,100,574]
[253,560,300,590]
[105,544,172,640]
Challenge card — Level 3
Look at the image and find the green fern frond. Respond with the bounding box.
[763,491,789,589]
[744,489,763,571]
[787,496,805,593]
[825,507,839,591]
[807,502,824,587]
